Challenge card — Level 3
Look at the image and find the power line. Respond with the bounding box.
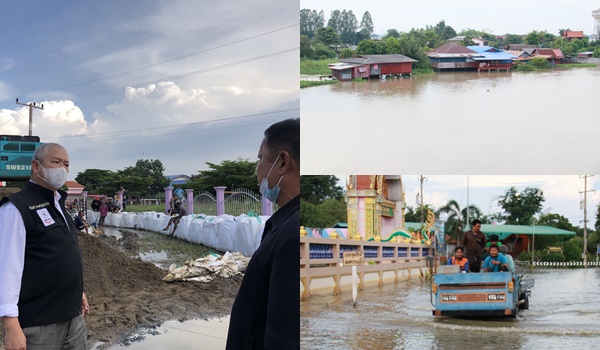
[21,23,299,100]
[42,107,299,144]
[63,47,298,101]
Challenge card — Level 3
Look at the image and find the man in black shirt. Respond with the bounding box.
[226,118,300,349]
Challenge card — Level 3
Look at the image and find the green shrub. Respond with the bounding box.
[531,57,551,69]
[540,252,566,263]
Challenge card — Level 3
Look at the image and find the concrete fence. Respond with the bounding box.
[300,236,433,299]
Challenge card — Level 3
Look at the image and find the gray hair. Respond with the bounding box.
[33,143,66,162]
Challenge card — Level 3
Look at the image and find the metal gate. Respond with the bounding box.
[224,188,262,216]
[193,191,217,215]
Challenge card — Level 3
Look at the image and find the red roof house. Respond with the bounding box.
[561,30,585,41]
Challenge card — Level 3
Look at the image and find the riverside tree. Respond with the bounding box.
[497,187,545,225]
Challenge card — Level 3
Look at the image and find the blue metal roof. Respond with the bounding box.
[471,51,517,61]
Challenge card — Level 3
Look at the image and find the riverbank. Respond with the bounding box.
[0,227,242,349]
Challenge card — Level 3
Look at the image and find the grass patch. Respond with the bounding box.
[555,63,597,68]
[413,68,434,75]
[300,59,337,75]
[301,80,337,88]
[124,204,164,213]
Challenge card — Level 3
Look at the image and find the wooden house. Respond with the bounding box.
[329,54,417,81]
[427,43,479,71]
[467,46,516,71]
[532,48,565,64]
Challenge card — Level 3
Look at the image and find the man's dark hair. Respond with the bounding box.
[264,118,299,165]
[489,244,499,251]
[454,246,463,253]
[490,234,499,241]
[471,219,482,227]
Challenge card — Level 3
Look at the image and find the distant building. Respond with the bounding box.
[166,174,192,186]
[467,46,516,71]
[532,48,565,64]
[427,43,479,71]
[561,30,585,41]
[507,44,538,51]
[329,54,417,81]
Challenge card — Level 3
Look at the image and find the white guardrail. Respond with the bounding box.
[531,261,600,267]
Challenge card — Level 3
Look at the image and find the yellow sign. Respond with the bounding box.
[343,251,365,266]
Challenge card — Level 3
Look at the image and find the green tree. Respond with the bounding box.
[75,169,116,194]
[505,34,523,44]
[339,10,358,45]
[355,39,387,55]
[563,237,583,261]
[300,198,347,228]
[300,175,344,205]
[314,26,342,48]
[187,158,258,194]
[300,34,313,58]
[531,56,550,69]
[385,37,401,54]
[339,47,354,58]
[436,199,482,242]
[313,42,336,59]
[538,213,576,231]
[300,9,325,38]
[497,187,544,225]
[130,159,169,197]
[354,28,372,44]
[116,166,153,199]
[359,11,374,35]
[327,10,342,33]
[432,20,457,40]
[525,31,541,45]
[384,29,401,39]
[404,206,420,222]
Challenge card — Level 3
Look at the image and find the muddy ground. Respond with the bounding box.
[0,229,242,349]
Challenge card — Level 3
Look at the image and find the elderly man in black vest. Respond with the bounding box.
[0,143,88,350]
[226,118,300,350]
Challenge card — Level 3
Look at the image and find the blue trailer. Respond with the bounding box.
[431,265,533,317]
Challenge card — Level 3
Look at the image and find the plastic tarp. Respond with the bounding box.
[87,210,266,257]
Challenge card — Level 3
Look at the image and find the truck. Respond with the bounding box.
[430,264,534,317]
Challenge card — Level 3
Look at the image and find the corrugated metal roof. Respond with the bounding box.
[481,224,576,241]
[329,62,362,70]
[341,54,417,64]
[429,43,478,54]
[471,51,517,60]
[466,46,501,53]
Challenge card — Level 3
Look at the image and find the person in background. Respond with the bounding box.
[162,200,187,237]
[461,219,487,272]
[482,234,503,261]
[226,118,300,350]
[98,200,109,227]
[447,246,469,273]
[91,196,101,212]
[74,210,89,233]
[0,142,88,350]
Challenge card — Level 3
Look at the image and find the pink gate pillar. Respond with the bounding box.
[262,197,273,216]
[214,186,226,216]
[164,186,173,213]
[185,189,194,214]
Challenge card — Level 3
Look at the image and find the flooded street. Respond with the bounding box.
[300,68,600,174]
[300,269,600,350]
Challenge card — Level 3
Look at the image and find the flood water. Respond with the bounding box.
[300,268,600,350]
[300,68,600,174]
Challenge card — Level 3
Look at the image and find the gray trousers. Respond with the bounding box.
[22,315,87,350]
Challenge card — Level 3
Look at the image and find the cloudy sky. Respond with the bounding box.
[338,175,600,229]
[301,0,597,36]
[0,1,298,179]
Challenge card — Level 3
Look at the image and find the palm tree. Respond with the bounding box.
[436,199,482,243]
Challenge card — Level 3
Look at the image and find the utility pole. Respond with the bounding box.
[418,175,427,226]
[580,175,595,267]
[15,98,43,136]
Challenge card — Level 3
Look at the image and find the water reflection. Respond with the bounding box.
[300,269,600,350]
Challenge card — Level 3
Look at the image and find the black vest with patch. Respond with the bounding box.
[0,181,83,328]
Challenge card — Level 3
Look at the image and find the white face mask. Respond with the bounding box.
[259,154,283,203]
[37,161,68,190]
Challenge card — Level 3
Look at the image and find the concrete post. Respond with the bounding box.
[164,186,173,213]
[214,186,226,216]
[185,189,194,215]
[81,191,88,220]
[262,196,273,216]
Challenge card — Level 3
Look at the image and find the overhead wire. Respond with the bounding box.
[22,23,299,99]
[43,107,299,144]
[0,23,299,132]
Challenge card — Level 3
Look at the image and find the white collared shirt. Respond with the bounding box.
[0,185,67,317]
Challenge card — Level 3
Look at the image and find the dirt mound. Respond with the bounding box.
[0,232,242,349]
